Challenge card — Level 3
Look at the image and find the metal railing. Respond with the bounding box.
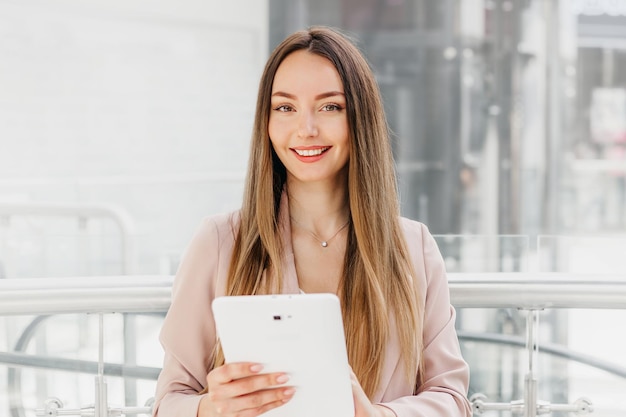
[2,273,626,316]
[0,201,145,413]
[1,273,625,416]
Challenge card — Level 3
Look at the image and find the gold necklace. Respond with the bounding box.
[290,216,350,248]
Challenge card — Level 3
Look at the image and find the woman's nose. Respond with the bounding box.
[297,111,319,138]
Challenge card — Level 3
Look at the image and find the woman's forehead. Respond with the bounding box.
[271,50,344,96]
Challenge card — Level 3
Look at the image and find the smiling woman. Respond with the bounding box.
[153,26,471,417]
[269,50,350,185]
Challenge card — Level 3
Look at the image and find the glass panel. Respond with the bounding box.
[531,235,626,416]
[434,234,530,272]
[537,235,626,274]
[458,306,626,417]
[0,313,162,416]
[564,330,626,417]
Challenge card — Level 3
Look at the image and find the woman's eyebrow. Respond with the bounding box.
[315,91,345,100]
[271,91,296,99]
[271,91,345,100]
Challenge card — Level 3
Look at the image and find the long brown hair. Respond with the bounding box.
[214,26,423,398]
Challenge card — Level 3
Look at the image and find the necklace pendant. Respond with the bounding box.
[321,241,328,248]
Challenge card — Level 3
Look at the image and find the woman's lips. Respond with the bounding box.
[291,146,330,162]
[292,146,330,156]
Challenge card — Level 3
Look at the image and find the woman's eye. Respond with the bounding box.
[322,104,342,111]
[274,105,293,112]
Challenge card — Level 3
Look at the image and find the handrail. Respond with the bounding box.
[1,273,626,315]
[0,276,173,315]
[448,272,626,309]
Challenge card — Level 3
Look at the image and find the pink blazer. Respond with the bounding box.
[153,199,471,417]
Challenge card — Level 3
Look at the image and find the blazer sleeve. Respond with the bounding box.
[380,222,472,417]
[152,217,224,417]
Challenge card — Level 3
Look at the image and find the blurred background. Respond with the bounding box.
[1,0,625,416]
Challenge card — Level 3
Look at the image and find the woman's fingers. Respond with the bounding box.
[208,364,290,399]
[209,362,264,385]
[212,387,295,415]
[209,373,291,401]
[252,396,295,416]
[200,363,295,417]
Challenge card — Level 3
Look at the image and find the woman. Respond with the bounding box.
[153,26,471,417]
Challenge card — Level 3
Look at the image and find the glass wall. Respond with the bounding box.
[269,0,626,240]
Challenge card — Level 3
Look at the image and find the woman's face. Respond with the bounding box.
[268,50,349,185]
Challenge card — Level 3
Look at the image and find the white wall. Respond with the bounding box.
[0,0,269,276]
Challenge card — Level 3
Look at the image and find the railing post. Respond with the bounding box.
[524,309,540,417]
[95,313,108,417]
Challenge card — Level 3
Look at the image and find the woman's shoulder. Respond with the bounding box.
[398,216,430,240]
[398,216,444,273]
[194,210,241,245]
[172,210,241,294]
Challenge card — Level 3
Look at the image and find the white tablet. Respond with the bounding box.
[211,293,354,417]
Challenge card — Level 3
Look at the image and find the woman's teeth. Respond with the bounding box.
[294,147,329,156]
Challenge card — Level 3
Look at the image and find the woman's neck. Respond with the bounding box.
[286,177,349,236]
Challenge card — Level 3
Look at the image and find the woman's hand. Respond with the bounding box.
[350,369,396,417]
[198,362,295,417]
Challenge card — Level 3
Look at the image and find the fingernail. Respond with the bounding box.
[250,364,263,372]
[276,374,289,384]
[283,388,295,396]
